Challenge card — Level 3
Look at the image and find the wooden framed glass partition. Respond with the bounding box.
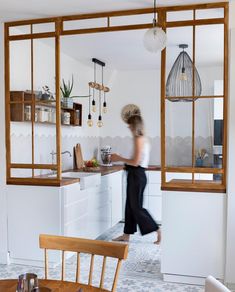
[161,3,228,193]
[4,2,228,188]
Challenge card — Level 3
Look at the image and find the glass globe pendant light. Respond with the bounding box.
[143,0,167,53]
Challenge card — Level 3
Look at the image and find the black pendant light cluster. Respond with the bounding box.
[166,44,202,102]
[87,58,110,127]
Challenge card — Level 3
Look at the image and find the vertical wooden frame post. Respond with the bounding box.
[5,24,11,180]
[30,24,35,177]
[192,10,196,183]
[222,4,228,187]
[160,10,167,186]
[55,20,62,180]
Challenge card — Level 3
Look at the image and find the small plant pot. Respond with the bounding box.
[63,97,73,109]
[41,93,51,101]
[196,158,203,167]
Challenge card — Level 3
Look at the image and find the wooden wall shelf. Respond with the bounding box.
[10,91,82,126]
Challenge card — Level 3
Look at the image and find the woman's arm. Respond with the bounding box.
[111,136,144,166]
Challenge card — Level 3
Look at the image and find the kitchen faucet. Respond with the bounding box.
[50,150,72,173]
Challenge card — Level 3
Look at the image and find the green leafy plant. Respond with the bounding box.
[60,76,74,98]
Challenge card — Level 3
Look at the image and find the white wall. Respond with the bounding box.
[225,1,235,286]
[100,68,161,138]
[99,65,222,166]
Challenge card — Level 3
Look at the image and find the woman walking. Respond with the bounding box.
[111,113,161,244]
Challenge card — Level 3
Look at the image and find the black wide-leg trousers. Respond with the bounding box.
[124,165,159,235]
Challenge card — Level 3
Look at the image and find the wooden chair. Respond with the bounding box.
[39,234,128,292]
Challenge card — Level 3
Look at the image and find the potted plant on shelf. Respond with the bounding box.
[41,85,54,101]
[195,148,208,167]
[60,76,74,109]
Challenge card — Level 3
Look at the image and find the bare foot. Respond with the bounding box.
[154,229,161,245]
[112,234,130,242]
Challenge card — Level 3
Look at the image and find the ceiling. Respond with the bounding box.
[5,0,226,70]
[0,0,228,22]
[55,24,224,70]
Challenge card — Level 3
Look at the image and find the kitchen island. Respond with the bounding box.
[6,168,123,266]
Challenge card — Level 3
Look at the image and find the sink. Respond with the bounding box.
[48,171,101,190]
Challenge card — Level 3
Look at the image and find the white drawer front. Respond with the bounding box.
[63,185,86,206]
[64,198,89,224]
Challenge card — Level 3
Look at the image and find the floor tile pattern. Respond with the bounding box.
[0,223,205,292]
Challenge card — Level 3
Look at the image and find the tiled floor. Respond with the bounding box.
[0,223,205,292]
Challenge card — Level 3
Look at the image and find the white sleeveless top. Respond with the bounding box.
[139,137,150,168]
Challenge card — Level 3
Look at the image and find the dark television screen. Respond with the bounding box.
[214,119,223,145]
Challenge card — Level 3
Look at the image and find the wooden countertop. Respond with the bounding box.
[70,164,161,176]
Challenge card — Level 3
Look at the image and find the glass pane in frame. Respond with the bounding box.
[166,172,192,183]
[195,24,224,97]
[11,168,57,179]
[33,37,57,176]
[165,100,192,167]
[166,26,194,99]
[194,97,224,170]
[195,8,224,20]
[167,10,193,22]
[10,40,32,164]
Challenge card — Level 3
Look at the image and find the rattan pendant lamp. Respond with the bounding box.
[166,44,202,102]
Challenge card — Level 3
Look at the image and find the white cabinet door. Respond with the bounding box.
[161,191,226,279]
[148,196,162,222]
[7,185,62,263]
[87,186,112,239]
[111,171,123,226]
[63,185,90,239]
[147,171,162,222]
[148,183,161,197]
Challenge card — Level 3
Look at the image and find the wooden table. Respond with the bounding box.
[0,279,109,292]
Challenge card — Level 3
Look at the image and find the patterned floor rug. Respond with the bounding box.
[0,223,205,292]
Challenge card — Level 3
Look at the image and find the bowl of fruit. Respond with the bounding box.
[84,158,100,172]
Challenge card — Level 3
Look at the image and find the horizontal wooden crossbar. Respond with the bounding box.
[39,234,129,260]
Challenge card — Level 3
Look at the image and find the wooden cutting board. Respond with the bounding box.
[74,143,84,169]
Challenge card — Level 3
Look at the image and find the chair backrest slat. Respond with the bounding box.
[76,252,80,283]
[39,234,128,292]
[44,249,48,280]
[100,256,107,289]
[88,254,95,285]
[61,250,65,281]
[112,259,122,292]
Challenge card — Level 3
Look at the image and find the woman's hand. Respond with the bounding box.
[111,153,122,162]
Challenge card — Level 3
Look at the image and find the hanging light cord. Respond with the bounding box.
[153,0,157,27]
[182,48,185,72]
[102,66,106,103]
[93,62,96,102]
[88,86,91,114]
[94,62,96,83]
[102,66,104,87]
[99,88,102,116]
